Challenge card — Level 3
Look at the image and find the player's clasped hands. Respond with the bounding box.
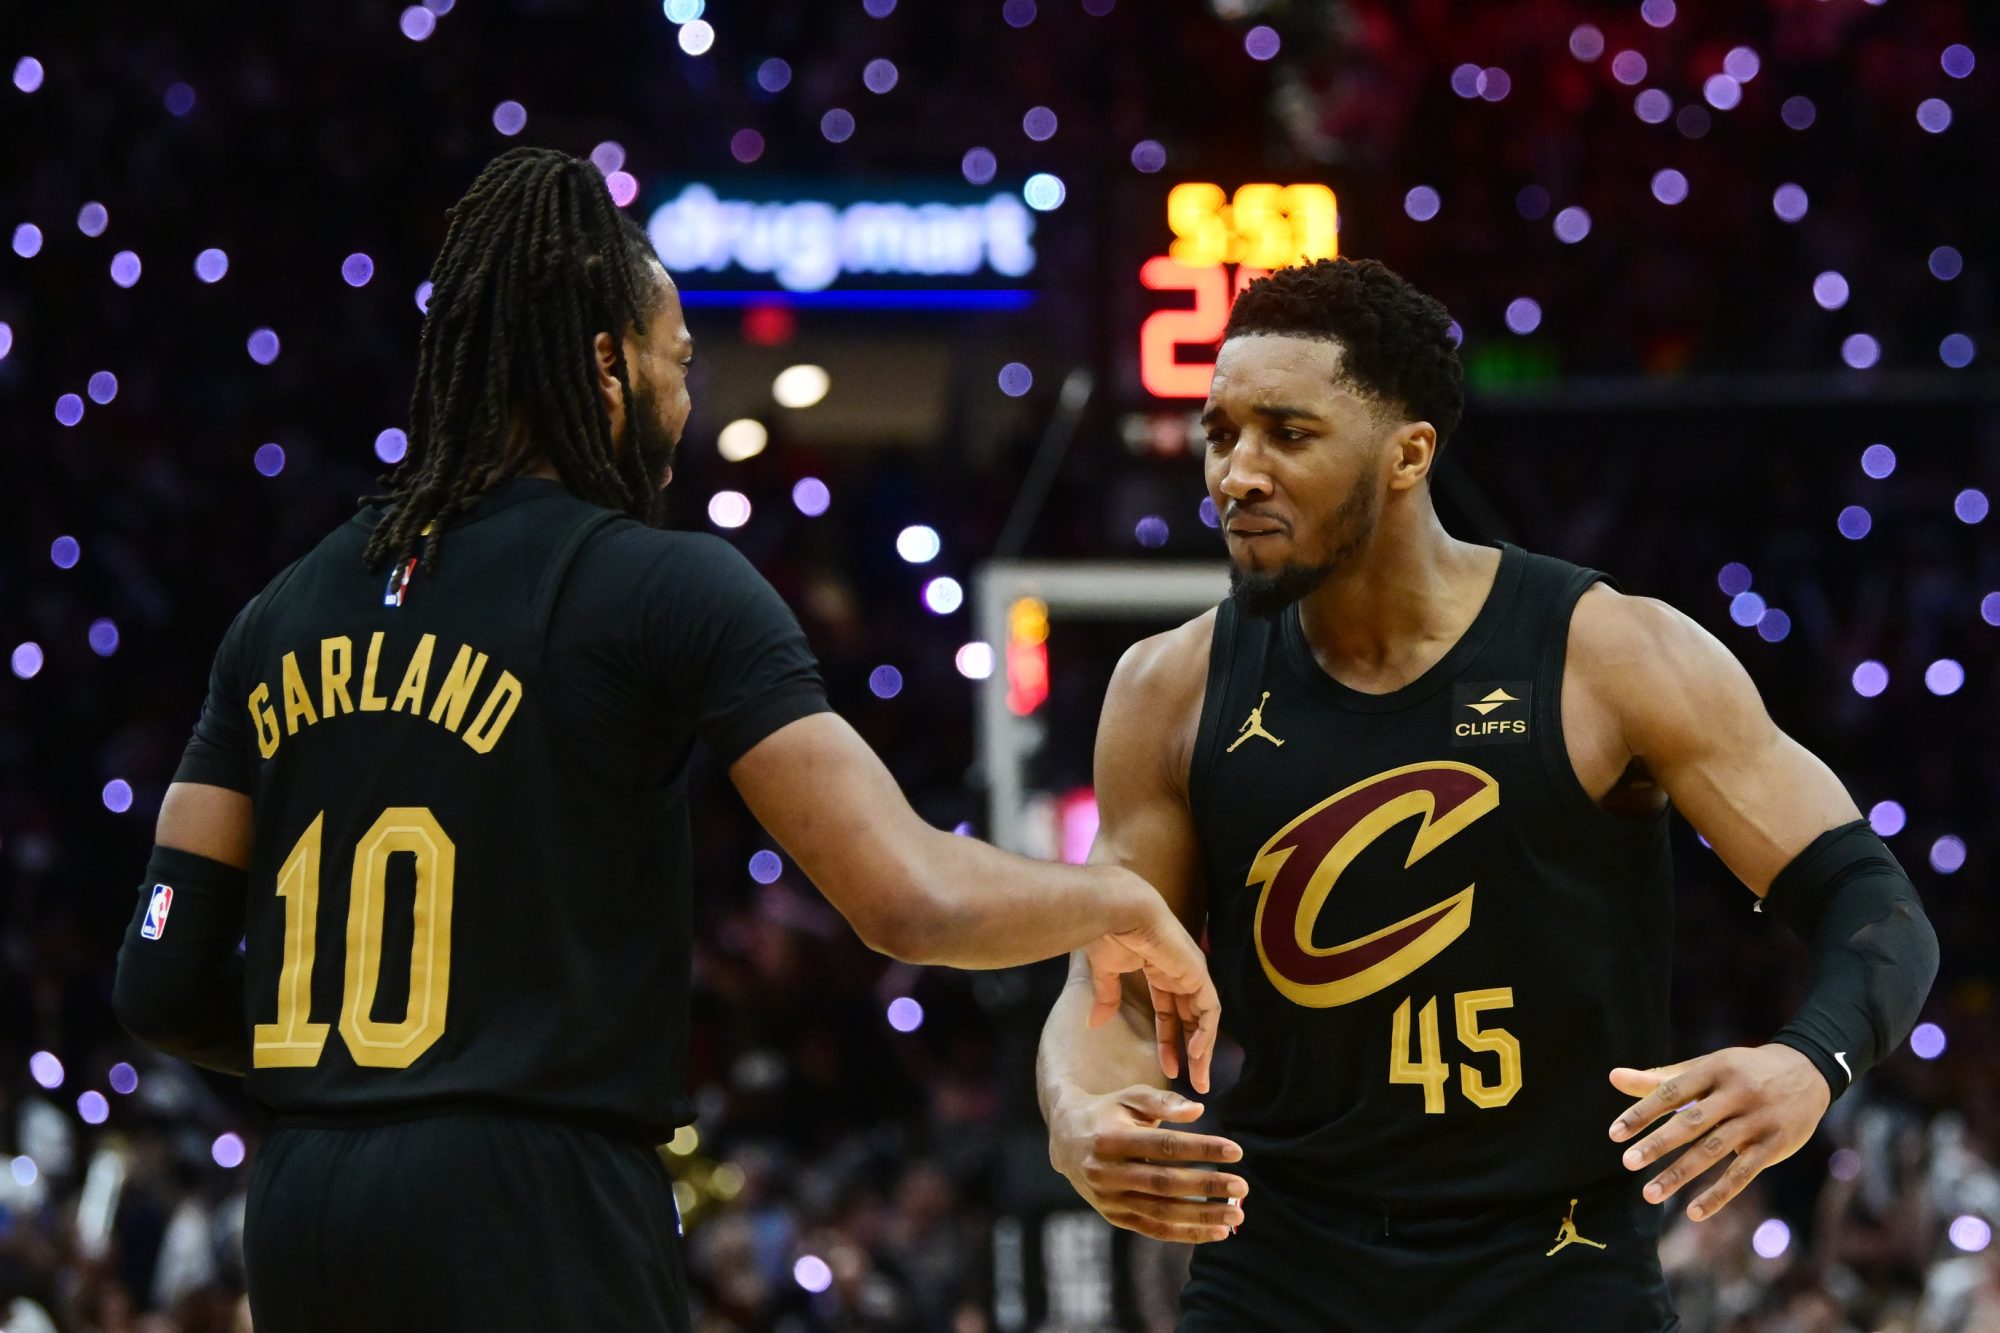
[1049,1087,1248,1245]
[1607,1044,1832,1222]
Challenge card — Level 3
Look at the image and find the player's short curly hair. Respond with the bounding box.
[1223,256,1465,451]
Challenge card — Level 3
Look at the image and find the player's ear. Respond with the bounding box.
[592,331,627,444]
[1388,422,1437,492]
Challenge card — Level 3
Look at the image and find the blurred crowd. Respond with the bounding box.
[4,0,1997,1329]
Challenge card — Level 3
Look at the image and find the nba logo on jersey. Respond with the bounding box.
[140,883,175,940]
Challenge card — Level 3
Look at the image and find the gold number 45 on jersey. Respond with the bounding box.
[254,808,455,1071]
[1389,988,1522,1114]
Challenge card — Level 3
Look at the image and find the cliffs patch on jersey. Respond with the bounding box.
[1249,761,1499,1007]
[246,632,522,760]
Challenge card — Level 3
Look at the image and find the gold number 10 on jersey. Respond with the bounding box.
[253,808,455,1070]
[1389,988,1523,1114]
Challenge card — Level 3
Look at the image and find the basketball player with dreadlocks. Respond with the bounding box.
[1035,258,1940,1330]
[110,148,1221,1331]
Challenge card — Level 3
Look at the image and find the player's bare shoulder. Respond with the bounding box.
[1565,580,1766,755]
[1098,609,1217,795]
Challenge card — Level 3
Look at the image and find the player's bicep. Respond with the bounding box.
[156,782,256,869]
[1607,596,1858,893]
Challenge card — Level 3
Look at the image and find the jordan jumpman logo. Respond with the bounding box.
[1228,692,1285,752]
[1545,1199,1607,1257]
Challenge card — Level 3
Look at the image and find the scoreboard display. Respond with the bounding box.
[1131,182,1341,399]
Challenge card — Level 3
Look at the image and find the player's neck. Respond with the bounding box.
[1294,508,1500,692]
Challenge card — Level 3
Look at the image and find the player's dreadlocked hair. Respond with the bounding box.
[361,147,664,572]
[1223,257,1465,452]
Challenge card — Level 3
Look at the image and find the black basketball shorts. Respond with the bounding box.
[245,1112,689,1332]
[1177,1168,1678,1333]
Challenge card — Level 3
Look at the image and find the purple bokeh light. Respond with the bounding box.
[1569,25,1604,61]
[1929,246,1963,281]
[30,1052,63,1089]
[1515,188,1549,222]
[1245,26,1281,61]
[1504,298,1542,335]
[1916,99,1952,133]
[1812,271,1849,310]
[1131,139,1166,173]
[590,141,626,174]
[375,427,409,464]
[1676,105,1712,140]
[14,56,45,93]
[103,779,133,813]
[864,0,897,15]
[1022,106,1057,141]
[54,395,84,427]
[1651,169,1688,206]
[1553,207,1591,244]
[730,129,765,164]
[51,535,80,568]
[868,665,904,700]
[1717,563,1752,596]
[88,619,120,656]
[1450,64,1481,99]
[196,247,229,282]
[1728,592,1767,627]
[1772,183,1809,222]
[1702,75,1742,111]
[795,1256,834,1293]
[748,850,782,884]
[1781,95,1816,130]
[1867,800,1906,837]
[1724,47,1761,82]
[247,328,280,365]
[77,1091,110,1125]
[1930,837,1966,875]
[863,59,899,95]
[255,443,286,477]
[1640,0,1675,27]
[962,147,997,184]
[110,250,142,287]
[1135,515,1169,548]
[1941,45,1976,79]
[1940,334,1976,369]
[1477,67,1511,101]
[1955,489,1989,524]
[887,997,924,1033]
[605,172,639,207]
[1950,1216,1993,1253]
[77,202,108,236]
[399,6,437,41]
[108,1063,138,1095]
[1841,335,1881,370]
[998,362,1033,396]
[1752,1219,1790,1260]
[11,642,45,680]
[1851,661,1889,698]
[1910,1022,1947,1059]
[1860,443,1894,478]
[164,82,196,116]
[1926,659,1966,696]
[1756,609,1791,643]
[1611,51,1647,85]
[756,59,792,93]
[212,1133,247,1169]
[1983,592,2000,627]
[1404,185,1441,222]
[88,370,118,404]
[341,253,375,287]
[0,322,11,360]
[1634,90,1672,124]
[792,478,830,517]
[1199,496,1219,528]
[1836,505,1871,540]
[1002,0,1037,28]
[492,100,526,136]
[821,108,856,143]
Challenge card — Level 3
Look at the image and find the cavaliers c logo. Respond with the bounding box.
[1251,761,1499,1007]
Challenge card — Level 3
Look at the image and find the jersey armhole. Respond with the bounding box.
[1184,600,1237,819]
[1532,571,1668,834]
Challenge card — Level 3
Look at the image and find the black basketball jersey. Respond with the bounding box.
[173,479,829,1140]
[1187,542,1673,1209]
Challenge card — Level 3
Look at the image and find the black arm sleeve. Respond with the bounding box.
[172,598,259,794]
[1762,820,1940,1100]
[640,534,832,765]
[113,845,251,1076]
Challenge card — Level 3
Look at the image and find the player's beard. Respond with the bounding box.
[1227,476,1380,619]
[624,382,679,526]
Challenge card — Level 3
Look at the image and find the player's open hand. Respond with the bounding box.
[1083,883,1221,1093]
[1608,1045,1831,1221]
[1048,1085,1247,1245]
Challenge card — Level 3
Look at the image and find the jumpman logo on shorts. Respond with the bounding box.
[1228,692,1285,752]
[1545,1199,1607,1256]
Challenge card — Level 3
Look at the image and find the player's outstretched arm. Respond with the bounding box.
[1035,622,1247,1246]
[728,710,1219,1082]
[113,780,255,1075]
[1573,590,1939,1221]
